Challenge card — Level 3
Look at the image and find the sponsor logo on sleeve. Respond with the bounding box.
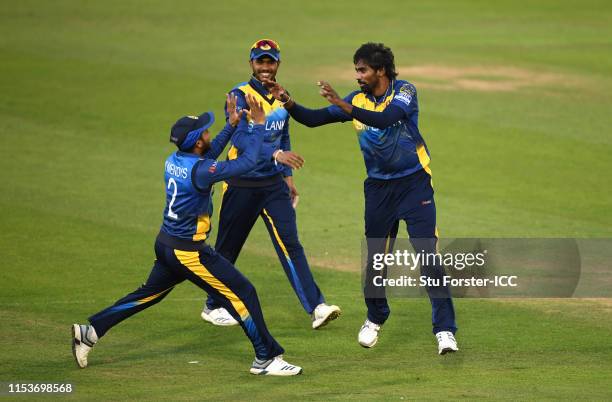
[394,84,416,106]
[208,161,218,173]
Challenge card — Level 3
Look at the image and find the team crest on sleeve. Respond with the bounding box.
[394,84,416,106]
[208,161,218,173]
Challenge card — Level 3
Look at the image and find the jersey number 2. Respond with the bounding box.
[167,178,178,219]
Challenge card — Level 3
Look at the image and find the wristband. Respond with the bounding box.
[273,149,284,166]
[279,90,293,106]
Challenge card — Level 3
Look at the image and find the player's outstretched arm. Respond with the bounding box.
[350,104,406,130]
[321,81,415,130]
[262,78,348,128]
[317,81,353,114]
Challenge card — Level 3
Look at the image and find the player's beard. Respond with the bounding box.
[197,136,211,155]
[201,139,211,154]
[358,81,373,94]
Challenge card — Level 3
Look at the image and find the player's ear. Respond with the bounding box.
[377,67,386,77]
[195,132,205,149]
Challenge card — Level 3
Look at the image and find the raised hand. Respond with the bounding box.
[226,93,244,127]
[244,93,266,125]
[261,78,291,103]
[317,81,342,105]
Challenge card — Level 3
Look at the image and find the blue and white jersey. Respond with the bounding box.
[161,152,212,241]
[328,80,430,180]
[159,124,265,242]
[226,77,292,179]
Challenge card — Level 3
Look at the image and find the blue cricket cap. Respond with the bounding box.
[250,38,280,61]
[170,112,215,150]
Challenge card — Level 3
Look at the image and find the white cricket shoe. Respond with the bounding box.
[250,355,302,376]
[201,307,239,326]
[358,319,381,348]
[72,324,97,368]
[436,331,459,355]
[311,303,341,329]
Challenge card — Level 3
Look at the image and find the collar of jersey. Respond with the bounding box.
[176,150,203,158]
[249,76,276,105]
[365,80,395,104]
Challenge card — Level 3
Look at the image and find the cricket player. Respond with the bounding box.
[200,39,341,329]
[264,43,458,354]
[71,93,302,376]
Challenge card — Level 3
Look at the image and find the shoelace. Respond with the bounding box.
[80,325,96,347]
[361,321,379,331]
[436,332,455,342]
[275,357,297,371]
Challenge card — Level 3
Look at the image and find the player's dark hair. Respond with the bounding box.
[353,43,398,80]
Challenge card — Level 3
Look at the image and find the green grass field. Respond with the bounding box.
[1,0,611,400]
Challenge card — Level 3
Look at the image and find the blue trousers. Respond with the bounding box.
[89,241,284,360]
[207,180,324,314]
[364,169,457,334]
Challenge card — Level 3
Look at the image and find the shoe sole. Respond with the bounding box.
[359,337,378,348]
[71,324,85,369]
[312,309,342,330]
[439,347,458,355]
[250,368,303,376]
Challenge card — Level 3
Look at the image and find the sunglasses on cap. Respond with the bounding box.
[251,39,280,51]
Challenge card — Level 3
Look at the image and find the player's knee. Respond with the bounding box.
[246,284,258,301]
[279,235,302,252]
[229,285,256,306]
[230,277,256,300]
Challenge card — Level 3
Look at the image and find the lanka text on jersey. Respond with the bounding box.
[226,77,292,179]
